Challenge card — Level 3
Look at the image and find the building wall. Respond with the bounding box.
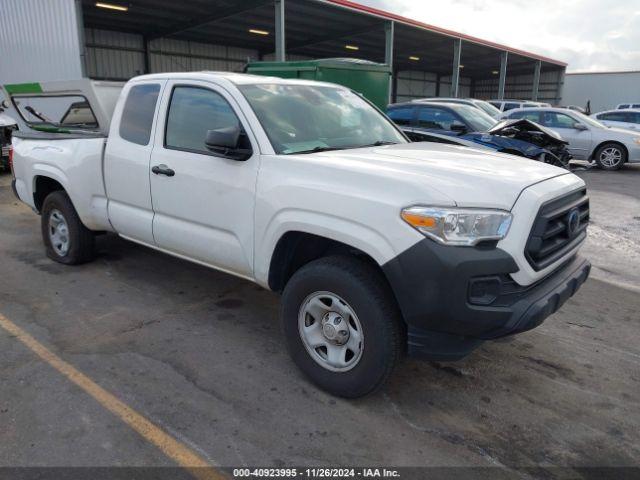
[85,28,260,80]
[395,71,471,102]
[562,72,640,112]
[0,0,84,84]
[475,70,563,104]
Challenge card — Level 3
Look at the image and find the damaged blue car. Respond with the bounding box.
[387,101,572,168]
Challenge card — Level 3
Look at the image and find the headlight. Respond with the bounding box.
[401,206,512,246]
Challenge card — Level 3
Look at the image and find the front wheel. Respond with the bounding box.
[594,143,626,170]
[41,191,95,265]
[281,256,404,398]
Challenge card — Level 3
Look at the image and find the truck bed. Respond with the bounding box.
[11,133,113,232]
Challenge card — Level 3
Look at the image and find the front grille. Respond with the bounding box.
[525,188,589,271]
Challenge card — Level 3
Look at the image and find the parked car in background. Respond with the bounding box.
[616,103,640,109]
[412,97,502,119]
[388,102,571,167]
[6,73,591,398]
[0,101,18,172]
[592,109,640,131]
[489,100,551,112]
[387,101,497,134]
[502,107,640,170]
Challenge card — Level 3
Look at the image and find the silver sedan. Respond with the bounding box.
[501,107,640,170]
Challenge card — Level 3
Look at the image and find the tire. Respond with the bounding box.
[41,191,95,265]
[594,143,626,170]
[281,255,403,398]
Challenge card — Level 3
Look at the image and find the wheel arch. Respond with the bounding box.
[33,175,67,213]
[267,231,385,293]
[590,140,628,162]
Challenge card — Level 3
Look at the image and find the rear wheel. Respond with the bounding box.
[281,255,403,398]
[41,191,95,264]
[594,143,626,170]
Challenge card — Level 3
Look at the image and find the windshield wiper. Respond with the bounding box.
[292,146,347,154]
[369,140,398,146]
[290,141,398,155]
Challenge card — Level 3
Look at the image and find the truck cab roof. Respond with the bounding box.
[130,71,345,90]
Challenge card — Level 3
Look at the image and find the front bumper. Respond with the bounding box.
[382,239,590,361]
[11,178,19,199]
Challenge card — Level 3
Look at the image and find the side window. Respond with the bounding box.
[629,112,640,124]
[633,104,640,109]
[416,107,459,130]
[119,83,161,146]
[387,107,414,126]
[600,112,628,122]
[521,112,542,122]
[541,112,577,128]
[165,86,243,154]
[618,104,630,109]
[507,110,525,119]
[503,103,520,111]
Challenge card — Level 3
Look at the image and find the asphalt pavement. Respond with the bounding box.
[0,168,638,477]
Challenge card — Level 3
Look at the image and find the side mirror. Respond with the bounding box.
[450,122,468,134]
[0,99,8,109]
[574,123,588,131]
[205,126,252,161]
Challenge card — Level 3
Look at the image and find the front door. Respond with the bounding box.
[149,81,259,278]
[540,111,592,159]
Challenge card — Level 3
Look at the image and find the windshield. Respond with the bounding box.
[473,100,502,118]
[571,111,607,129]
[453,104,498,131]
[238,83,406,154]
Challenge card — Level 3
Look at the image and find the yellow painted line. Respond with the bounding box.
[0,313,227,480]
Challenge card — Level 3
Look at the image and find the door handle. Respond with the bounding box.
[152,164,175,177]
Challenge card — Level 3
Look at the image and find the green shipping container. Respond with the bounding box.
[245,58,391,110]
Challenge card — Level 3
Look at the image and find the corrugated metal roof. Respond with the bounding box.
[324,0,567,67]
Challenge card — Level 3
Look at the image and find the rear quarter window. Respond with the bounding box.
[119,83,161,146]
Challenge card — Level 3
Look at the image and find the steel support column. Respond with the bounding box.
[385,20,394,104]
[532,60,542,101]
[275,0,286,62]
[143,37,151,74]
[451,38,462,98]
[74,0,87,77]
[498,51,508,100]
[556,67,566,105]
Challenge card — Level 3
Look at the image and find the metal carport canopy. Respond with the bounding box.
[80,0,566,94]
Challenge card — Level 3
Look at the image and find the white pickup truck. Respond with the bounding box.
[5,73,591,398]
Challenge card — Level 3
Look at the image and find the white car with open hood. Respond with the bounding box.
[4,73,590,397]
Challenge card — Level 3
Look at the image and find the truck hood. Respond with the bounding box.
[305,142,570,210]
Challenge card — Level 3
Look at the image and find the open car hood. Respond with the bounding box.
[488,119,568,146]
[0,112,17,128]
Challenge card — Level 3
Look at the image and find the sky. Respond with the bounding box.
[357,0,640,72]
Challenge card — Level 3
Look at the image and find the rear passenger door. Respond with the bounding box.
[104,80,166,244]
[149,80,260,278]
